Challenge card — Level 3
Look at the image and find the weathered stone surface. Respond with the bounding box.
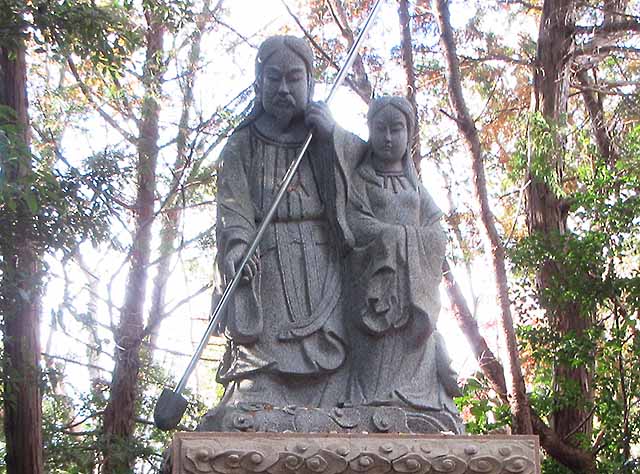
[172,433,540,474]
[197,405,461,434]
[213,35,348,412]
[205,36,463,434]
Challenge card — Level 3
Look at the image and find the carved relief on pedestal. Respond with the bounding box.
[174,433,540,474]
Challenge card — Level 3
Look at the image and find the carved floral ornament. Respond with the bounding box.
[174,434,539,474]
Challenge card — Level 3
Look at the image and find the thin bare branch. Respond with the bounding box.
[575,19,640,35]
[496,0,542,11]
[144,343,219,363]
[398,0,422,169]
[575,44,640,57]
[460,54,533,66]
[66,58,138,145]
[576,69,620,164]
[279,0,371,104]
[42,353,110,373]
[435,0,533,434]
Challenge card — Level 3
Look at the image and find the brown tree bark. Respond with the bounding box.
[530,0,595,446]
[576,71,619,165]
[442,260,508,400]
[443,261,597,473]
[0,44,45,474]
[397,0,423,170]
[101,7,165,474]
[326,0,373,101]
[434,0,533,435]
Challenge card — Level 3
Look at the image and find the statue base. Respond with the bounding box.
[197,404,463,434]
[171,432,540,474]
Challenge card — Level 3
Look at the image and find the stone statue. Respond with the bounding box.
[205,36,347,416]
[199,36,462,434]
[334,96,462,432]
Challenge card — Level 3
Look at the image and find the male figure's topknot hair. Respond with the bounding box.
[255,35,314,86]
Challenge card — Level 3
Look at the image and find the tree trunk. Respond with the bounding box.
[442,260,508,400]
[576,70,618,165]
[148,0,212,348]
[397,0,423,170]
[0,44,45,474]
[443,260,597,474]
[327,0,373,101]
[434,0,533,435]
[530,0,594,445]
[101,8,164,474]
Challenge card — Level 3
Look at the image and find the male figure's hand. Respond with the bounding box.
[305,101,335,140]
[224,245,259,282]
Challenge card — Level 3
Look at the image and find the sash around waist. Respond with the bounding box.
[258,219,331,252]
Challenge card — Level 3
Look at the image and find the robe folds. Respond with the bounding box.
[215,124,347,407]
[333,130,459,413]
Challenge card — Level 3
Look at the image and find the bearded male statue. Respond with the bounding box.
[198,36,348,431]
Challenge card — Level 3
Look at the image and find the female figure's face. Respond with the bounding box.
[259,48,309,129]
[369,105,408,172]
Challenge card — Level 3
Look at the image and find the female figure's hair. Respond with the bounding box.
[367,95,415,140]
[238,36,315,130]
[367,95,419,188]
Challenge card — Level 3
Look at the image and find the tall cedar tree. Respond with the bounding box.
[101,6,164,473]
[0,42,45,474]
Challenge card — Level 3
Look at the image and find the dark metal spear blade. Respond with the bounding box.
[154,387,188,431]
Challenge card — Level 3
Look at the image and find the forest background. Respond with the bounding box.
[1,0,640,473]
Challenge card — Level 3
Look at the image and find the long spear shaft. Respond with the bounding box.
[154,0,383,430]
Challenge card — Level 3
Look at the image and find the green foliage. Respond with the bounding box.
[455,375,511,434]
[2,1,639,474]
[142,0,197,32]
[540,458,573,474]
[1,1,140,75]
[38,353,208,473]
[511,124,640,472]
[42,368,106,474]
[510,112,566,197]
[0,130,125,256]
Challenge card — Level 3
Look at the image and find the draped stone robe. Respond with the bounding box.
[215,124,346,408]
[333,132,460,414]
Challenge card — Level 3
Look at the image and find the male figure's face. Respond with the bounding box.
[260,48,309,128]
[370,105,408,169]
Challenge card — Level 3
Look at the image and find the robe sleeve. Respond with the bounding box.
[345,177,412,334]
[216,130,256,268]
[345,176,446,337]
[215,130,262,343]
[417,187,447,284]
[332,126,368,250]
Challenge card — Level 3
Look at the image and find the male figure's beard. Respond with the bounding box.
[271,103,304,130]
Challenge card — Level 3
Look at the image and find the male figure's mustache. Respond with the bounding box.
[274,95,296,108]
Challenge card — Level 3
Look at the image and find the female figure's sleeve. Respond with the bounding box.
[345,180,446,338]
[330,127,368,250]
[345,178,412,335]
[417,187,447,294]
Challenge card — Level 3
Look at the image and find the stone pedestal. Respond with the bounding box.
[172,432,540,474]
[198,405,463,435]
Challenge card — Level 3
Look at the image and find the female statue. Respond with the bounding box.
[337,96,461,427]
